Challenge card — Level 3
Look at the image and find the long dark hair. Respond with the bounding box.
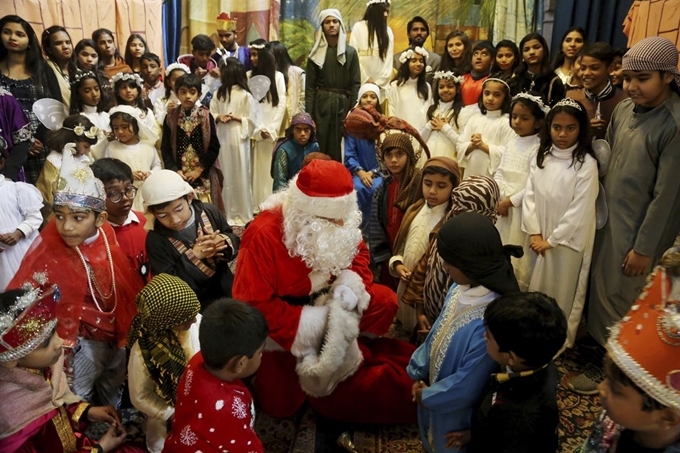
[70,71,105,114]
[427,74,464,128]
[269,41,295,89]
[92,28,123,61]
[363,3,390,61]
[491,39,520,75]
[0,15,53,98]
[124,34,148,69]
[41,26,72,65]
[509,94,546,132]
[250,44,280,107]
[517,33,553,79]
[537,100,594,169]
[478,75,512,115]
[73,39,114,110]
[114,77,145,110]
[440,30,472,74]
[552,26,587,71]
[394,52,429,101]
[163,67,188,99]
[216,57,251,102]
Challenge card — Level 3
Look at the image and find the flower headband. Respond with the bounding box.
[433,71,465,84]
[249,43,266,50]
[484,77,511,92]
[512,92,550,114]
[553,97,583,111]
[399,47,429,64]
[165,63,190,77]
[110,72,144,89]
[71,71,97,86]
[63,123,100,140]
[366,0,390,6]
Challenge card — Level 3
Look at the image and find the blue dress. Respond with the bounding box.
[407,284,498,453]
[344,134,382,228]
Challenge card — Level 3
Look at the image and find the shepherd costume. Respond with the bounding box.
[232,159,416,423]
[272,112,320,191]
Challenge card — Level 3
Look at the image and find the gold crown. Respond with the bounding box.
[216,13,237,32]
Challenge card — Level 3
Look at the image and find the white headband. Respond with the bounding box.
[165,63,190,77]
[484,77,511,92]
[433,71,465,84]
[512,92,550,114]
[399,46,429,65]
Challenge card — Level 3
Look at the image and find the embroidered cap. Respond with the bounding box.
[53,145,106,212]
[622,37,680,90]
[216,12,237,32]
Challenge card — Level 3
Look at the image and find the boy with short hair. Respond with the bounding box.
[161,74,223,209]
[578,249,680,452]
[271,112,320,191]
[447,292,568,452]
[142,169,239,309]
[140,52,163,106]
[91,157,150,283]
[164,298,268,452]
[178,35,217,78]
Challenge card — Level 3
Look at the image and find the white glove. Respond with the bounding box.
[333,284,359,311]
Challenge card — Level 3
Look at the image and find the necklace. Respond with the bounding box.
[75,227,118,313]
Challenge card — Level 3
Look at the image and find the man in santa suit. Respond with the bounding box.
[233,159,416,424]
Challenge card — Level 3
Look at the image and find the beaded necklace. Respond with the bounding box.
[74,227,117,313]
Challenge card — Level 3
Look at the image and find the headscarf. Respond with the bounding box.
[423,156,460,187]
[437,212,522,295]
[622,36,680,91]
[309,9,347,68]
[356,83,381,105]
[126,274,201,406]
[380,131,423,211]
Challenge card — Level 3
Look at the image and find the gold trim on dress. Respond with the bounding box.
[53,406,78,453]
[71,402,90,425]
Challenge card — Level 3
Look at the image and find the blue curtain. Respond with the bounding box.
[163,0,182,64]
[551,0,633,51]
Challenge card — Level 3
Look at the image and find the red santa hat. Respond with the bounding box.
[287,159,357,220]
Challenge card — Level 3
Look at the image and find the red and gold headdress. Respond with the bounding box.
[607,251,680,411]
[0,272,60,362]
[216,12,237,32]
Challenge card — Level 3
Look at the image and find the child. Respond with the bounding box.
[106,106,162,212]
[177,34,217,79]
[270,41,306,135]
[248,43,287,209]
[142,170,239,309]
[461,41,495,106]
[491,40,520,77]
[140,52,163,105]
[567,42,629,139]
[449,292,568,452]
[35,114,98,216]
[164,298,268,452]
[456,77,515,178]
[210,57,256,226]
[407,212,522,453]
[349,0,394,93]
[0,279,143,452]
[609,47,626,88]
[389,157,460,333]
[271,112,319,191]
[388,46,433,133]
[69,71,110,159]
[92,28,132,78]
[124,34,148,74]
[127,274,201,453]
[579,250,680,452]
[73,38,115,111]
[420,71,465,161]
[91,157,150,283]
[9,150,142,406]
[344,84,383,229]
[575,37,680,394]
[152,63,190,125]
[522,97,599,348]
[0,143,42,291]
[512,33,566,107]
[494,93,547,290]
[111,71,160,143]
[162,74,223,210]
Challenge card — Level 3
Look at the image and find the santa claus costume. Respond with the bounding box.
[232,159,417,423]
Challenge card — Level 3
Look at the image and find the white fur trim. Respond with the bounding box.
[332,270,370,314]
[291,305,329,358]
[309,270,331,294]
[288,178,358,220]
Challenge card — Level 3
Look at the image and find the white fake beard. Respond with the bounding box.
[283,205,363,277]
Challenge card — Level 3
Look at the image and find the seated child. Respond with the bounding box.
[578,249,680,453]
[161,74,223,210]
[91,158,150,283]
[407,212,522,453]
[389,156,460,333]
[127,274,202,453]
[0,275,143,452]
[142,170,239,309]
[164,298,268,452]
[272,112,320,191]
[10,150,142,406]
[448,292,568,452]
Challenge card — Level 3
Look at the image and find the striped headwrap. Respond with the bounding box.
[622,37,680,90]
[126,274,200,406]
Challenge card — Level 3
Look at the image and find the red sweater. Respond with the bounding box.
[111,211,150,283]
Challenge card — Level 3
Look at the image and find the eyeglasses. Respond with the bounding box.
[106,186,137,203]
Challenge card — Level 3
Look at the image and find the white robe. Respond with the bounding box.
[248,70,286,210]
[80,105,111,161]
[128,316,201,453]
[210,87,258,226]
[494,134,540,290]
[456,109,516,178]
[522,145,599,347]
[420,101,461,161]
[104,140,162,212]
[153,92,178,126]
[349,21,394,92]
[386,78,433,142]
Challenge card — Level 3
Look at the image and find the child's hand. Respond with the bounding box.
[192,229,230,260]
[87,405,121,424]
[590,117,608,131]
[416,304,431,332]
[530,236,552,255]
[209,67,221,78]
[444,430,471,450]
[411,380,428,404]
[177,170,186,180]
[622,250,651,277]
[497,199,513,217]
[184,168,204,184]
[261,130,271,140]
[218,114,231,124]
[132,170,146,181]
[430,117,447,131]
[29,138,44,157]
[356,170,374,188]
[0,230,24,246]
[98,422,127,452]
[195,67,208,78]
[395,263,412,281]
